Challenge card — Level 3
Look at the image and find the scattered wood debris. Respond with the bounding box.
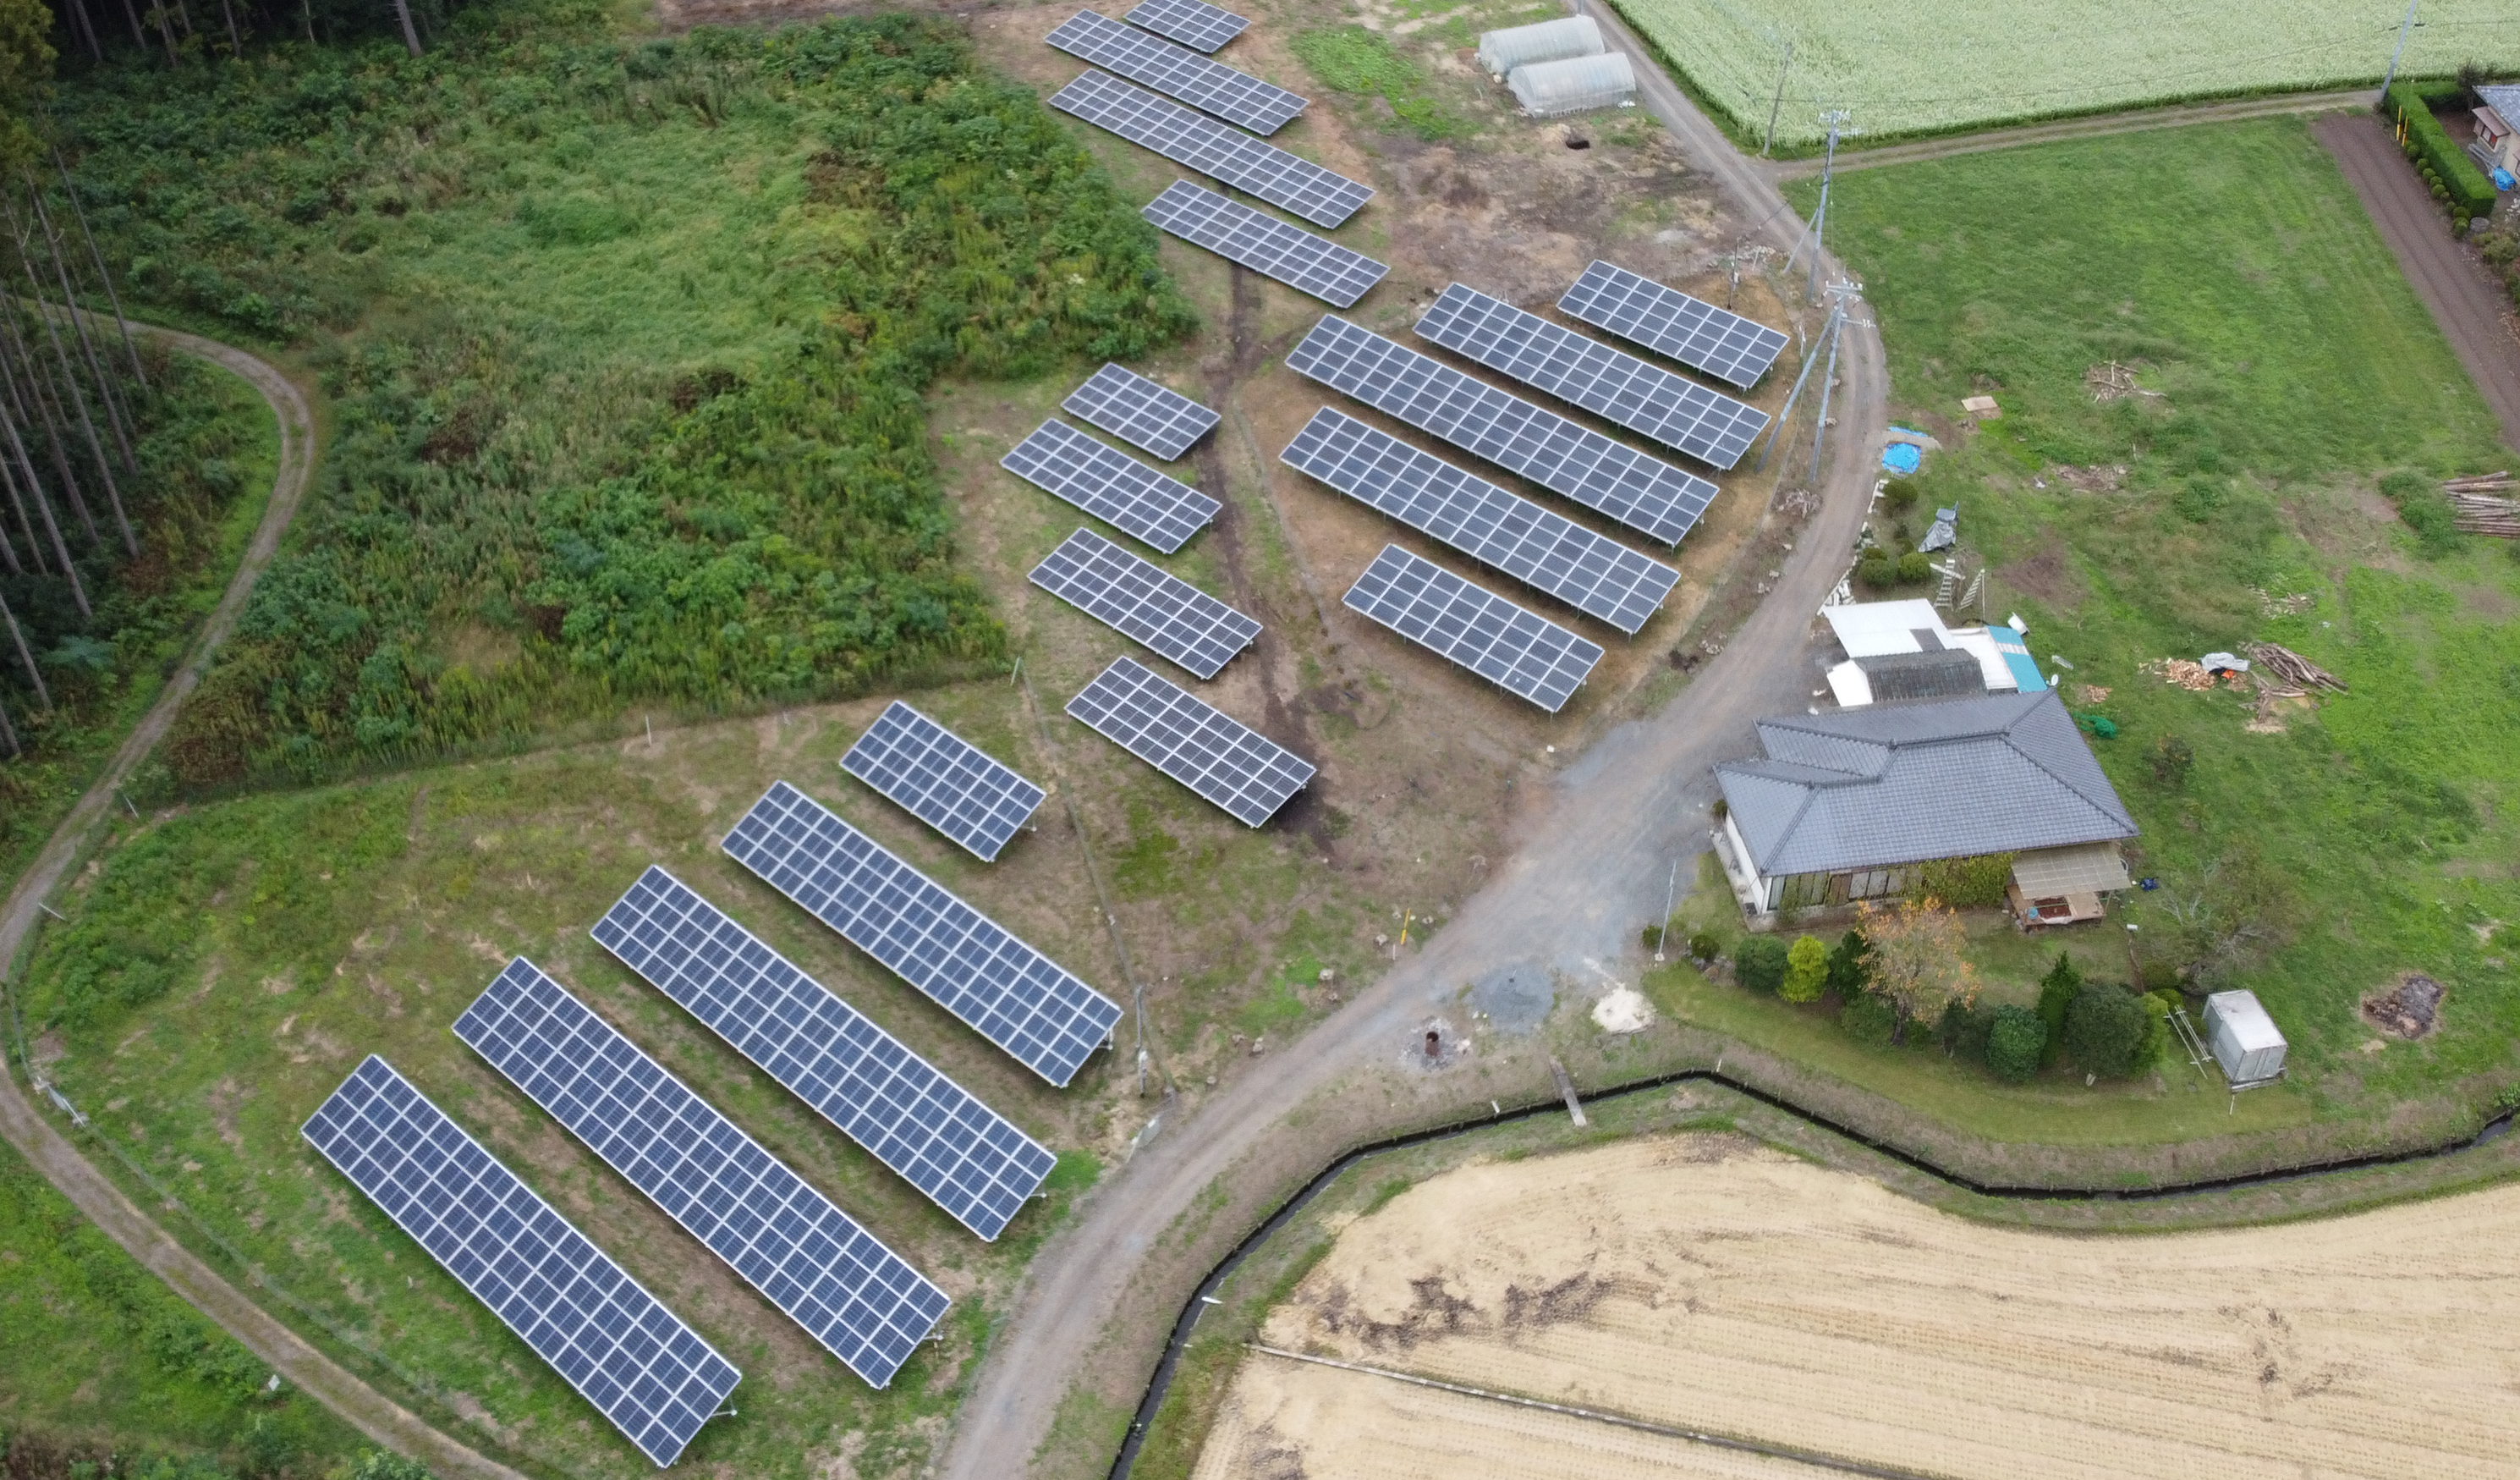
[2251,586,2315,616]
[2243,641,2347,693]
[2143,658,2218,691]
[2084,360,2164,403]
[2044,464,2128,493]
[2073,684,2111,705]
[2442,470,2512,491]
[1774,487,1820,520]
[2363,972,2445,1039]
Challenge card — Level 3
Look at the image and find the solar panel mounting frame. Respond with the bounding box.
[1121,0,1247,54]
[840,701,1045,862]
[1556,259,1790,391]
[1062,362,1222,462]
[1048,69,1370,229]
[1341,543,1603,712]
[1063,655,1315,827]
[1028,525,1261,680]
[1140,180,1387,310]
[1001,418,1220,554]
[1045,10,1304,135]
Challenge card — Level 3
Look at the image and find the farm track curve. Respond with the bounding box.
[0,319,530,1480]
[2316,112,2520,454]
[1762,88,2368,179]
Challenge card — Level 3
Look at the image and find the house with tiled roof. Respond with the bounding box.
[1712,690,2138,924]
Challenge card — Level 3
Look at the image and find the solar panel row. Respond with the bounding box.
[841,701,1044,862]
[1049,70,1370,229]
[1414,283,1770,470]
[1140,180,1386,309]
[1062,362,1221,462]
[1342,545,1603,712]
[594,868,1058,1241]
[722,781,1123,1087]
[454,960,951,1389]
[1064,656,1315,826]
[1278,408,1677,635]
[1002,419,1220,554]
[1286,315,1716,547]
[302,1057,741,1468]
[1557,260,1790,391]
[1046,10,1305,135]
[1123,0,1246,52]
[1029,526,1260,679]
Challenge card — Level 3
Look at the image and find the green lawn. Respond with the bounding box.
[1774,118,2518,1126]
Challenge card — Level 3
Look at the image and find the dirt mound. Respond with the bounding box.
[2363,972,2446,1038]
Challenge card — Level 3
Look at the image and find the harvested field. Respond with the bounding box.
[1199,1135,2520,1479]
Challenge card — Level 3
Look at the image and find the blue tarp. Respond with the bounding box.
[1987,624,2045,692]
[1880,443,1922,475]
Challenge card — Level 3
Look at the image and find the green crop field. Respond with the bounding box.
[1775,119,2517,1129]
[1613,0,2520,150]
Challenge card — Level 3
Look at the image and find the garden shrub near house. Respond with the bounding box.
[2386,82,2496,223]
[1839,993,1897,1044]
[2035,952,2080,1065]
[2064,983,2150,1078]
[1910,853,2014,909]
[1984,1004,2047,1082]
[1733,934,1789,993]
[1782,935,1829,1002]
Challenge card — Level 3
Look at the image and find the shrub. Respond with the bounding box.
[1825,929,1870,994]
[1911,852,2015,909]
[2152,734,2195,787]
[1857,550,1897,588]
[339,1453,436,1480]
[1882,479,1919,513]
[2035,951,2081,1065]
[1985,1004,2047,1082]
[1782,934,1829,1003]
[1732,934,1789,993]
[1895,551,1931,583]
[2380,469,2461,556]
[1945,999,1994,1059]
[1641,924,1665,952]
[1839,992,1897,1044]
[2386,84,2496,221]
[1687,930,1721,962]
[2064,983,2150,1078]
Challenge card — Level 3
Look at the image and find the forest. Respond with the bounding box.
[3,0,1194,796]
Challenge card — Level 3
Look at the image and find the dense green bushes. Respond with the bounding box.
[54,3,1193,786]
[2378,469,2461,556]
[2385,82,2495,222]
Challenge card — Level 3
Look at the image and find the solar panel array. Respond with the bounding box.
[1002,419,1220,554]
[1557,260,1790,391]
[1046,10,1305,135]
[1342,545,1603,712]
[1414,284,1770,470]
[1062,362,1221,462]
[723,782,1123,1087]
[593,868,1057,1242]
[453,960,950,1389]
[1286,316,1716,546]
[1141,181,1386,309]
[1030,527,1260,680]
[301,1056,740,1467]
[1280,409,1677,635]
[839,702,1044,862]
[1049,70,1371,229]
[1123,0,1245,52]
[1065,656,1315,826]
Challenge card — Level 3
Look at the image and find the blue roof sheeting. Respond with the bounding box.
[1988,624,2045,692]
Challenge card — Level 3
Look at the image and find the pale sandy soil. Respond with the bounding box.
[1195,1135,2520,1480]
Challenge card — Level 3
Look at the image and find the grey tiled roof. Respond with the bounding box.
[1858,649,1987,703]
[1716,690,2135,877]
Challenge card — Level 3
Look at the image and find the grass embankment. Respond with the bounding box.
[1744,119,2517,1129]
[0,1135,379,1477]
[51,2,1189,790]
[0,351,275,884]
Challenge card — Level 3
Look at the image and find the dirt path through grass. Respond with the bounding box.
[2317,112,2520,453]
[0,321,524,1480]
[1765,88,2367,179]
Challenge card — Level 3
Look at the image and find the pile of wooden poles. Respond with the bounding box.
[2442,472,2517,538]
[0,151,153,760]
[2243,641,2347,695]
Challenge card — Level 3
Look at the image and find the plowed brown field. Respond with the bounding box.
[1195,1136,2520,1480]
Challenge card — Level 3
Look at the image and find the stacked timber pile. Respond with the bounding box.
[2443,471,2517,536]
[2243,642,2346,694]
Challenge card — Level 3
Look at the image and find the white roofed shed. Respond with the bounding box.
[1477,15,1601,75]
[2203,990,2287,1087]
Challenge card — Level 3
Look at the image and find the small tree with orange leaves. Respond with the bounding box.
[1854,896,1979,1041]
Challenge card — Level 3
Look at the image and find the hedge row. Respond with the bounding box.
[2385,82,2496,222]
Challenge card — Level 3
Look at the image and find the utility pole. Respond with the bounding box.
[1761,41,1793,158]
[2377,0,2419,106]
[1807,110,1851,302]
[1754,279,1856,471]
[1807,283,1857,487]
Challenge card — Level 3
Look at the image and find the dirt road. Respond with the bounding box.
[1766,89,2366,179]
[0,323,525,1480]
[2317,113,2520,454]
[934,7,1894,1471]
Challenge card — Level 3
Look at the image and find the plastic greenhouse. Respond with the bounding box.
[1508,52,1636,118]
[1476,15,1601,77]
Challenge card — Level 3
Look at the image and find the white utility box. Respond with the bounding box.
[2203,989,2287,1087]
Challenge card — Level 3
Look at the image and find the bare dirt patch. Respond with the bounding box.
[1202,1134,2520,1480]
[2362,971,2446,1039]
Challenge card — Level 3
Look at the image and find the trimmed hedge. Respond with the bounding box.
[2386,83,2496,222]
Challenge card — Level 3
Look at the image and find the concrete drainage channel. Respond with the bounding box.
[1104,1067,2519,1479]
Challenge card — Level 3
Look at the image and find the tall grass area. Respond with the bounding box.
[49,1,1191,789]
[1789,118,2519,1121]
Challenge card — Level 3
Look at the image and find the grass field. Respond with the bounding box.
[1612,0,2520,150]
[1768,120,2517,1122]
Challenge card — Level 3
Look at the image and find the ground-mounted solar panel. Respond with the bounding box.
[1557,260,1790,391]
[1029,527,1260,680]
[1342,545,1602,712]
[594,868,1057,1242]
[841,701,1044,862]
[1002,419,1220,554]
[1062,362,1221,462]
[1123,0,1245,52]
[1414,283,1770,470]
[1064,656,1315,826]
[1141,180,1387,310]
[1049,70,1371,229]
[1280,408,1677,635]
[722,782,1123,1087]
[453,960,950,1389]
[1047,11,1305,135]
[300,1056,740,1468]
[1286,316,1716,547]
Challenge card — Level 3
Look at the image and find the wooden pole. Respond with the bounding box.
[0,433,45,572]
[0,587,49,711]
[0,317,101,548]
[8,212,135,557]
[52,151,146,391]
[28,184,138,475]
